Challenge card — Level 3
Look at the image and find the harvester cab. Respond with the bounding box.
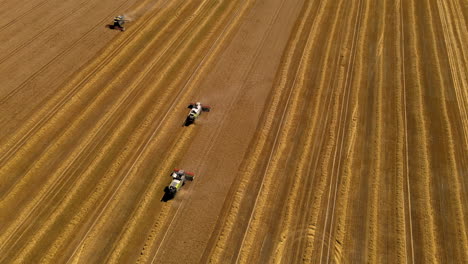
[163,169,195,200]
[112,15,128,31]
[185,102,211,126]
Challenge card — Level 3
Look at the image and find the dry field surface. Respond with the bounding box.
[0,0,467,263]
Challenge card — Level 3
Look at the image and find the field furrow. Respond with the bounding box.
[1,0,466,263]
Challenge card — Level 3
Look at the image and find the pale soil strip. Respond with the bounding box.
[1,0,222,260]
[435,0,468,148]
[319,0,364,262]
[427,0,468,259]
[206,0,322,261]
[2,0,197,251]
[398,1,415,262]
[406,0,440,261]
[0,0,174,164]
[234,0,347,262]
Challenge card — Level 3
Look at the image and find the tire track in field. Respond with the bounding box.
[0,0,203,256]
[329,90,359,263]
[397,1,415,263]
[284,0,356,261]
[436,1,468,229]
[271,1,351,261]
[435,0,468,202]
[397,1,415,262]
[324,0,378,261]
[319,0,364,262]
[294,2,358,262]
[363,2,385,261]
[301,3,357,260]
[296,0,360,261]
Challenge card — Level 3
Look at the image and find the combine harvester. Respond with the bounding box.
[184,102,211,126]
[162,169,194,201]
[110,15,129,31]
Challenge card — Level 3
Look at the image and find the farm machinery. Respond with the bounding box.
[184,102,211,126]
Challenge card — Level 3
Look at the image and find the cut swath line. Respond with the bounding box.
[400,1,415,262]
[321,0,364,262]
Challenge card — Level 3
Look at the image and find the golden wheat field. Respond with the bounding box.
[0,0,467,263]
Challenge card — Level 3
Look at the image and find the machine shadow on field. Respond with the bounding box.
[183,118,194,127]
[161,189,175,202]
[105,24,121,31]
